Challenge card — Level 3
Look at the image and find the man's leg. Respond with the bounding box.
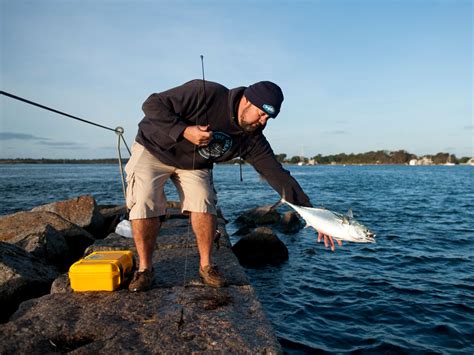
[191,212,226,287]
[190,212,216,268]
[172,168,225,287]
[132,217,161,271]
[125,142,173,291]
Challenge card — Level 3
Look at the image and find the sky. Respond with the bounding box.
[1,0,472,159]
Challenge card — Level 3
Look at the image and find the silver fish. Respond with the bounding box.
[282,199,376,243]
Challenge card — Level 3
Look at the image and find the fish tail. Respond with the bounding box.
[270,190,287,210]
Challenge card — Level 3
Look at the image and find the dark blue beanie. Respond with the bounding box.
[244,81,284,118]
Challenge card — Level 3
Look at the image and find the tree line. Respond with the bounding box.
[0,150,471,165]
[274,150,471,165]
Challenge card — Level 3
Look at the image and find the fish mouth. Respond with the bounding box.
[366,232,376,242]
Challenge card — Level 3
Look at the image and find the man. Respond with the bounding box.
[125,79,336,292]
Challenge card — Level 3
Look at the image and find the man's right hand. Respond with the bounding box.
[182,125,213,146]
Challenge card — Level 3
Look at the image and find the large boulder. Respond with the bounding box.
[6,224,69,266]
[232,227,288,267]
[31,195,104,234]
[235,205,281,227]
[0,211,95,263]
[0,242,59,322]
[278,211,304,234]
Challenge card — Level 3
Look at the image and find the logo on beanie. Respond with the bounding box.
[262,104,275,115]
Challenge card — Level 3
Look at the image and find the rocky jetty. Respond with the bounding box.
[0,196,282,353]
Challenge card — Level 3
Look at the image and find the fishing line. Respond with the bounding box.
[0,90,131,204]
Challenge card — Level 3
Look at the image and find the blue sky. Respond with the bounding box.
[1,0,472,159]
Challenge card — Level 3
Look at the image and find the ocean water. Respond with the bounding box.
[1,164,473,353]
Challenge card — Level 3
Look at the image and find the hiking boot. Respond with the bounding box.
[128,268,154,292]
[199,264,226,288]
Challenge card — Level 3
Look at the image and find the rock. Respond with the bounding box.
[232,223,256,236]
[0,211,95,264]
[0,242,59,322]
[50,273,72,294]
[0,286,281,354]
[232,227,288,267]
[278,211,304,234]
[84,233,136,255]
[31,195,104,234]
[6,224,69,266]
[235,205,281,227]
[98,205,128,238]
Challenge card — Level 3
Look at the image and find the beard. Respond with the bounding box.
[239,107,266,133]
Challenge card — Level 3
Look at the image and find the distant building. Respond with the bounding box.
[409,157,434,166]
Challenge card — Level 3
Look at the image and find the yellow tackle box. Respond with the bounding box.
[69,250,134,292]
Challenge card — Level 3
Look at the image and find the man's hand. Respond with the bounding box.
[317,231,343,252]
[183,125,213,146]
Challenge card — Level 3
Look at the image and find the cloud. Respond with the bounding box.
[0,132,85,149]
[37,141,85,149]
[463,125,473,130]
[0,132,50,141]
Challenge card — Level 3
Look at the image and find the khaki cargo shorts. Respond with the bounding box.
[125,142,217,220]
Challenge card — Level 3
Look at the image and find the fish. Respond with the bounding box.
[281,199,376,243]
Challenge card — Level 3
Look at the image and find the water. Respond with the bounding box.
[1,164,473,353]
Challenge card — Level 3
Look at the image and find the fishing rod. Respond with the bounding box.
[200,55,210,127]
[179,54,211,330]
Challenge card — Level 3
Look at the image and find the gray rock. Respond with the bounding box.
[235,204,281,227]
[151,244,249,288]
[50,273,72,294]
[84,233,136,255]
[0,242,58,322]
[98,204,128,238]
[233,224,256,236]
[6,224,69,266]
[32,195,104,234]
[278,211,304,234]
[0,211,95,263]
[0,286,281,354]
[232,227,288,267]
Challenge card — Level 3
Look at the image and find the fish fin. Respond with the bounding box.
[346,208,353,219]
[342,216,350,225]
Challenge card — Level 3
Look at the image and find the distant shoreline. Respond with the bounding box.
[0,158,124,164]
[0,158,471,166]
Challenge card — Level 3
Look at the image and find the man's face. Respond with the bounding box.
[238,99,271,133]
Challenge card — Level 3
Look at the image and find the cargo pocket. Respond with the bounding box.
[125,172,136,211]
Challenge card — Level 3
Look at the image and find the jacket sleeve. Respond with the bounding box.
[243,135,312,207]
[141,80,202,146]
